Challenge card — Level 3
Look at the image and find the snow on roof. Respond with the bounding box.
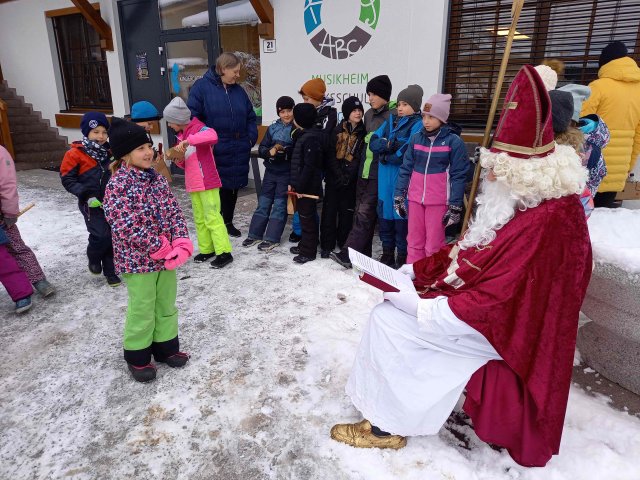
[182,0,259,28]
[588,207,640,274]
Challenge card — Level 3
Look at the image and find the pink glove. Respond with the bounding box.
[164,237,194,270]
[150,235,172,261]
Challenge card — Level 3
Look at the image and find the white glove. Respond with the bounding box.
[383,291,419,317]
[397,263,415,280]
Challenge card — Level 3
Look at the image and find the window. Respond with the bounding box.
[52,12,112,110]
[444,0,640,129]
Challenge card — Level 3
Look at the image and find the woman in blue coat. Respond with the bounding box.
[187,52,258,237]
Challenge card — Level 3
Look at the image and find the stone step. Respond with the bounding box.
[2,98,25,108]
[6,114,44,126]
[15,150,67,170]
[7,105,32,116]
[9,122,55,134]
[14,140,69,153]
[11,130,62,145]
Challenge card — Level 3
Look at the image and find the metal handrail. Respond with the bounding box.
[0,98,14,158]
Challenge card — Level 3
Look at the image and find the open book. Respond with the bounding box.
[348,248,416,293]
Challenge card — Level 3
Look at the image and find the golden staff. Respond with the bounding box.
[461,0,525,233]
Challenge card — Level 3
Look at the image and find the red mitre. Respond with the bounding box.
[490,65,555,159]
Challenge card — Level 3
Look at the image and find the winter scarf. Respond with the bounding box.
[82,137,110,164]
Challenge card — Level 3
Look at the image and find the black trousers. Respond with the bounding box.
[80,204,115,277]
[342,177,378,256]
[297,197,319,259]
[320,182,357,251]
[593,191,620,208]
[220,187,240,225]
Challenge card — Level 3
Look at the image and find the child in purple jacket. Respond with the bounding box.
[104,117,193,383]
[164,96,233,269]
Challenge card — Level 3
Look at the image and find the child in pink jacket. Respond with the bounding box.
[163,97,233,269]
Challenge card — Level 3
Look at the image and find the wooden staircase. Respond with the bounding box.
[0,81,69,170]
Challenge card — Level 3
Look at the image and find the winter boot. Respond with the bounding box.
[15,296,32,314]
[329,250,352,269]
[225,223,242,238]
[106,275,122,287]
[293,255,315,264]
[158,351,190,368]
[395,253,407,269]
[33,279,55,297]
[379,248,395,267]
[320,249,331,259]
[242,238,261,248]
[258,240,279,252]
[88,262,102,275]
[193,252,216,263]
[289,231,301,243]
[210,252,233,269]
[127,363,157,382]
[290,245,300,255]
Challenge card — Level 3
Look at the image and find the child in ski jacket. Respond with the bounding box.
[59,112,118,286]
[0,224,33,313]
[395,94,469,263]
[163,96,232,269]
[103,117,192,383]
[244,96,295,250]
[370,84,424,268]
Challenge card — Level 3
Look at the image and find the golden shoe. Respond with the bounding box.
[330,419,407,449]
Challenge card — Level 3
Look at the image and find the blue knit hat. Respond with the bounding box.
[130,101,161,122]
[80,112,109,137]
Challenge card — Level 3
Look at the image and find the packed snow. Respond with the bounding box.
[588,208,640,274]
[1,170,640,479]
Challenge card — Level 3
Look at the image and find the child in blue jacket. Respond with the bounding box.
[394,94,469,263]
[369,84,423,267]
[243,96,295,251]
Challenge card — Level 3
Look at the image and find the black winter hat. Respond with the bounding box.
[549,90,574,134]
[342,96,365,120]
[293,103,317,129]
[599,41,628,68]
[366,75,392,102]
[276,96,295,114]
[108,117,153,159]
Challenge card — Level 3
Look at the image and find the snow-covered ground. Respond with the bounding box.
[1,170,640,480]
[588,208,640,274]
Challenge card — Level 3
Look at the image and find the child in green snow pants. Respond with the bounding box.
[122,270,179,361]
[190,189,232,255]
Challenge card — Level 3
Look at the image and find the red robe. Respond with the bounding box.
[413,195,592,467]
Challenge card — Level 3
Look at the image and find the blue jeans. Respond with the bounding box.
[248,168,289,243]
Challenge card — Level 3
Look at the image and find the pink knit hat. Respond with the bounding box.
[422,93,452,123]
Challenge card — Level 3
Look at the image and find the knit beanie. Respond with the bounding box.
[130,101,161,122]
[108,117,153,159]
[162,96,191,125]
[342,96,365,120]
[422,93,452,123]
[276,96,295,113]
[366,75,392,102]
[558,84,591,122]
[599,41,628,68]
[396,84,423,113]
[549,90,574,134]
[293,103,318,129]
[298,78,326,102]
[80,112,109,137]
[534,65,558,91]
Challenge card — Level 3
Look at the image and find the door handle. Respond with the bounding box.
[158,46,164,55]
[160,67,166,76]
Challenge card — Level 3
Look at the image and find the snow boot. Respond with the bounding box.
[158,352,190,368]
[320,249,331,259]
[290,245,300,255]
[289,231,301,243]
[193,252,216,263]
[395,253,407,269]
[33,279,55,297]
[127,363,157,383]
[258,241,279,252]
[15,296,32,314]
[210,252,233,269]
[329,250,352,269]
[293,255,315,264]
[106,275,121,287]
[379,248,395,267]
[225,223,242,238]
[242,238,261,248]
[88,262,102,275]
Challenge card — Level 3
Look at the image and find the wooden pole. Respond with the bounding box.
[461,0,525,234]
[17,203,35,217]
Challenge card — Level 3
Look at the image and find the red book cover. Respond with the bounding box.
[359,272,400,293]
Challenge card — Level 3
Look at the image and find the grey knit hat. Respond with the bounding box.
[549,90,574,134]
[163,96,191,125]
[397,84,423,113]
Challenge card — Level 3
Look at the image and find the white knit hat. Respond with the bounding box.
[534,65,558,91]
[163,96,191,125]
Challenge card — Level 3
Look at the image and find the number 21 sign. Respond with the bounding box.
[263,39,277,53]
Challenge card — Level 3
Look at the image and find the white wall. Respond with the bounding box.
[0,0,130,143]
[259,0,449,124]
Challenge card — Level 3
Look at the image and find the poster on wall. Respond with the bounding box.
[136,52,149,80]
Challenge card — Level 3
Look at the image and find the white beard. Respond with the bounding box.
[459,179,518,250]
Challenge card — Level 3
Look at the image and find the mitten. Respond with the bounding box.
[87,197,103,208]
[397,263,415,280]
[164,237,194,270]
[2,215,17,228]
[394,194,407,219]
[150,235,172,261]
[383,291,419,317]
[471,146,481,164]
[442,205,464,227]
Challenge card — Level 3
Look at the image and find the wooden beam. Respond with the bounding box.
[69,0,113,51]
[249,0,274,39]
[45,2,99,18]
